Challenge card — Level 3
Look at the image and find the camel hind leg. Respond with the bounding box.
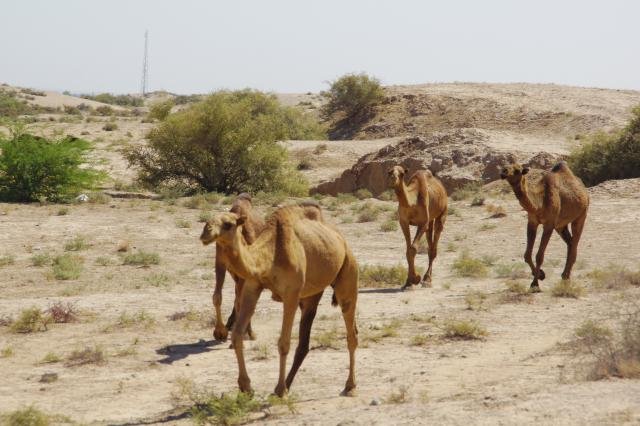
[332,251,359,396]
[563,212,587,280]
[284,291,324,391]
[422,213,445,287]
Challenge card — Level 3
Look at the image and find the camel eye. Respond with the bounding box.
[221,222,233,231]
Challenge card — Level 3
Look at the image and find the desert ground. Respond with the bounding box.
[1,83,640,425]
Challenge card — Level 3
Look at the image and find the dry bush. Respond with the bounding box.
[356,202,381,222]
[494,262,528,279]
[1,346,14,358]
[464,290,488,311]
[551,280,584,298]
[442,319,487,340]
[123,250,160,266]
[569,304,640,380]
[0,254,15,267]
[359,264,407,288]
[409,334,430,347]
[485,203,507,218]
[40,352,62,364]
[46,301,78,323]
[379,219,398,232]
[250,343,271,360]
[30,252,51,267]
[313,143,328,155]
[451,182,482,201]
[452,252,488,278]
[354,188,373,200]
[501,280,533,303]
[63,235,88,251]
[385,385,410,404]
[1,406,71,426]
[66,346,105,367]
[587,265,640,290]
[51,254,83,280]
[10,307,49,333]
[313,327,342,349]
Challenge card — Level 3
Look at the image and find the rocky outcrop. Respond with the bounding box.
[311,130,563,196]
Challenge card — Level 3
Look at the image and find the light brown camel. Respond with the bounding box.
[388,165,448,289]
[500,162,589,291]
[204,193,266,341]
[200,203,358,397]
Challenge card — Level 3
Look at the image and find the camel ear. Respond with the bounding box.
[236,215,247,227]
[522,166,530,175]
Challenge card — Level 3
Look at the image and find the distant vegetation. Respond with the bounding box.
[0,128,104,202]
[126,89,325,195]
[77,92,143,107]
[321,73,384,139]
[569,106,640,186]
[147,99,174,121]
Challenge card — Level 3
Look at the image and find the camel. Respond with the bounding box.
[388,165,448,289]
[200,203,358,397]
[500,162,589,291]
[203,193,266,341]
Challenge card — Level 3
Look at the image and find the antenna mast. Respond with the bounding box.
[140,30,149,96]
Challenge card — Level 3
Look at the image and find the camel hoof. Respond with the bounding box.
[273,385,288,398]
[420,279,432,288]
[529,284,542,294]
[213,327,229,342]
[401,284,416,292]
[561,272,570,280]
[341,387,357,397]
[247,330,257,341]
[538,269,546,281]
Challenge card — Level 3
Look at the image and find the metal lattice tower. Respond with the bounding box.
[140,30,149,96]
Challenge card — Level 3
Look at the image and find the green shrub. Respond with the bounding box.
[0,132,103,202]
[80,93,143,107]
[379,219,398,232]
[147,99,174,121]
[63,235,88,251]
[102,122,118,131]
[452,252,488,278]
[126,90,323,195]
[31,253,51,267]
[52,254,83,280]
[0,90,32,117]
[451,182,483,201]
[442,319,487,340]
[569,106,640,186]
[354,188,373,200]
[359,264,408,288]
[123,250,160,266]
[10,307,49,333]
[321,73,384,119]
[95,105,113,116]
[2,406,55,426]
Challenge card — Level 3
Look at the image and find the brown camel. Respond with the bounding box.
[388,165,448,289]
[203,193,266,341]
[200,203,358,397]
[500,162,589,291]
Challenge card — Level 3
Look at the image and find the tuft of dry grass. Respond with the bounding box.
[63,235,88,252]
[494,262,528,279]
[10,307,49,333]
[123,250,160,266]
[385,385,410,404]
[485,203,507,218]
[442,319,487,340]
[66,345,106,367]
[379,219,398,232]
[452,252,488,278]
[359,264,408,288]
[551,280,584,298]
[464,290,488,311]
[0,254,16,267]
[51,254,83,280]
[356,202,381,222]
[501,280,533,303]
[40,352,62,364]
[175,218,192,228]
[250,343,271,360]
[587,265,640,290]
[313,327,342,349]
[409,334,430,346]
[1,346,14,358]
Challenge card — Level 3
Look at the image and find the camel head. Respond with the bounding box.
[200,212,246,246]
[500,164,529,186]
[387,165,407,187]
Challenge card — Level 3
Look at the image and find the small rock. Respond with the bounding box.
[39,373,58,383]
[76,194,89,202]
[370,398,381,406]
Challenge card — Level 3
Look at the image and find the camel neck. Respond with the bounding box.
[511,177,537,213]
[229,229,268,279]
[394,180,411,207]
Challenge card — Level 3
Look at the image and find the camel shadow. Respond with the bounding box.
[156,339,224,364]
[358,287,405,294]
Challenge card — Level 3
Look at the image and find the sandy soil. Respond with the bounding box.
[1,84,640,425]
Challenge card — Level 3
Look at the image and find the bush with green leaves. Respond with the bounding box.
[79,92,143,107]
[569,106,640,186]
[126,90,324,195]
[0,131,103,202]
[0,90,32,117]
[321,73,384,119]
[147,99,175,121]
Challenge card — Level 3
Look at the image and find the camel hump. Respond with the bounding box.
[237,192,252,202]
[413,169,433,179]
[551,161,569,173]
[299,200,324,221]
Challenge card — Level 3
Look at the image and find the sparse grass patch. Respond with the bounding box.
[313,327,341,349]
[95,256,115,266]
[109,310,156,330]
[65,345,105,367]
[478,223,497,231]
[409,334,430,346]
[0,254,15,267]
[31,252,51,267]
[176,218,192,228]
[145,272,170,287]
[470,195,485,206]
[494,262,528,279]
[501,280,533,303]
[40,352,62,364]
[1,406,70,426]
[336,193,357,204]
[183,194,209,210]
[452,252,488,278]
[198,210,214,223]
[356,202,380,222]
[56,207,69,216]
[123,250,160,266]
[551,280,584,298]
[451,182,482,201]
[464,290,488,311]
[587,265,640,290]
[1,346,14,358]
[251,343,271,360]
[359,264,407,288]
[379,219,398,232]
[52,254,83,280]
[313,143,328,155]
[442,319,487,340]
[354,188,373,200]
[10,307,49,333]
[385,385,409,404]
[63,235,88,251]
[486,203,507,218]
[102,122,118,131]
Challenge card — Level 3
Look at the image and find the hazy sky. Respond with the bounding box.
[2,0,639,94]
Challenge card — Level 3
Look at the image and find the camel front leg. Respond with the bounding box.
[274,289,300,397]
[524,222,543,281]
[423,214,444,287]
[531,226,554,292]
[228,277,255,340]
[213,252,228,341]
[231,281,262,394]
[285,291,323,390]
